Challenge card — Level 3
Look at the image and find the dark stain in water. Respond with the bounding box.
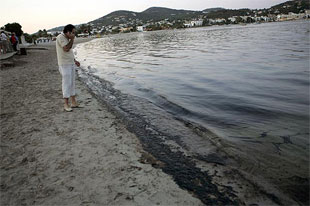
[79,73,240,205]
[80,71,310,205]
[281,176,309,205]
[195,153,226,166]
[121,116,239,205]
[280,135,293,144]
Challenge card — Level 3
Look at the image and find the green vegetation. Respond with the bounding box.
[205,9,252,19]
[4,23,23,37]
[76,24,92,35]
[23,33,33,43]
[270,0,310,14]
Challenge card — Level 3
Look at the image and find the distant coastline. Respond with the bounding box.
[45,0,309,37]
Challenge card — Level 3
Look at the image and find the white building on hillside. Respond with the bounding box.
[208,19,216,24]
[48,31,61,35]
[240,16,251,22]
[277,12,305,21]
[215,18,226,23]
[190,20,203,27]
[228,17,236,23]
[137,26,146,32]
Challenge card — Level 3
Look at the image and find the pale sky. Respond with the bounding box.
[1,0,287,34]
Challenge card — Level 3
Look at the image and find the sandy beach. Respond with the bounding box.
[1,38,307,206]
[0,39,203,205]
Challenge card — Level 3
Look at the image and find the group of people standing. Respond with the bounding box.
[0,31,19,54]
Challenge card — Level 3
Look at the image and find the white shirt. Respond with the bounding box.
[56,33,75,66]
[0,33,8,41]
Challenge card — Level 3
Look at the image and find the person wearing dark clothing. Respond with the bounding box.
[10,33,18,51]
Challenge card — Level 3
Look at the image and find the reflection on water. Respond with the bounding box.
[75,21,309,199]
[77,21,309,143]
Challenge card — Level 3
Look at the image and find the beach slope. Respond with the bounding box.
[0,42,203,205]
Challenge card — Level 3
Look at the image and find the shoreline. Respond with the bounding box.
[1,37,307,205]
[77,57,305,206]
[75,28,309,206]
[0,40,203,205]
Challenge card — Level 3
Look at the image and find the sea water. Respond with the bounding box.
[75,20,309,202]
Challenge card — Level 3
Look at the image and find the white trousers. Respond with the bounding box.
[59,64,76,98]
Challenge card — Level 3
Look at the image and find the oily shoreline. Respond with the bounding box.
[1,38,307,205]
[0,41,203,205]
[75,36,308,206]
[77,65,305,206]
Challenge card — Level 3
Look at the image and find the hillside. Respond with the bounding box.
[89,7,203,27]
[48,0,310,31]
[48,26,64,32]
[91,10,139,26]
[140,7,201,21]
[269,0,310,14]
[204,9,252,19]
[87,0,309,27]
[202,7,225,13]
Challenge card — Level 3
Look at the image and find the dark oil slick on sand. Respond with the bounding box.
[75,20,310,205]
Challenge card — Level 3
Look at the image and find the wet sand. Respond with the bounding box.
[0,40,203,205]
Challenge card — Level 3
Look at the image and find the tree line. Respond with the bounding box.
[1,22,53,43]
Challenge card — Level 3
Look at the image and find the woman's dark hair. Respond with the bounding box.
[63,24,75,33]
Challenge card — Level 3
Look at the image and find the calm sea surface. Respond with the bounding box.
[75,20,309,188]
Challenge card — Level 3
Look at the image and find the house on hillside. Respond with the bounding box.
[137,26,146,32]
[120,27,133,33]
[215,18,226,23]
[48,31,61,36]
[277,12,305,21]
[228,17,237,23]
[190,20,203,27]
[240,16,251,22]
[254,16,270,22]
[90,28,98,34]
[184,20,203,27]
